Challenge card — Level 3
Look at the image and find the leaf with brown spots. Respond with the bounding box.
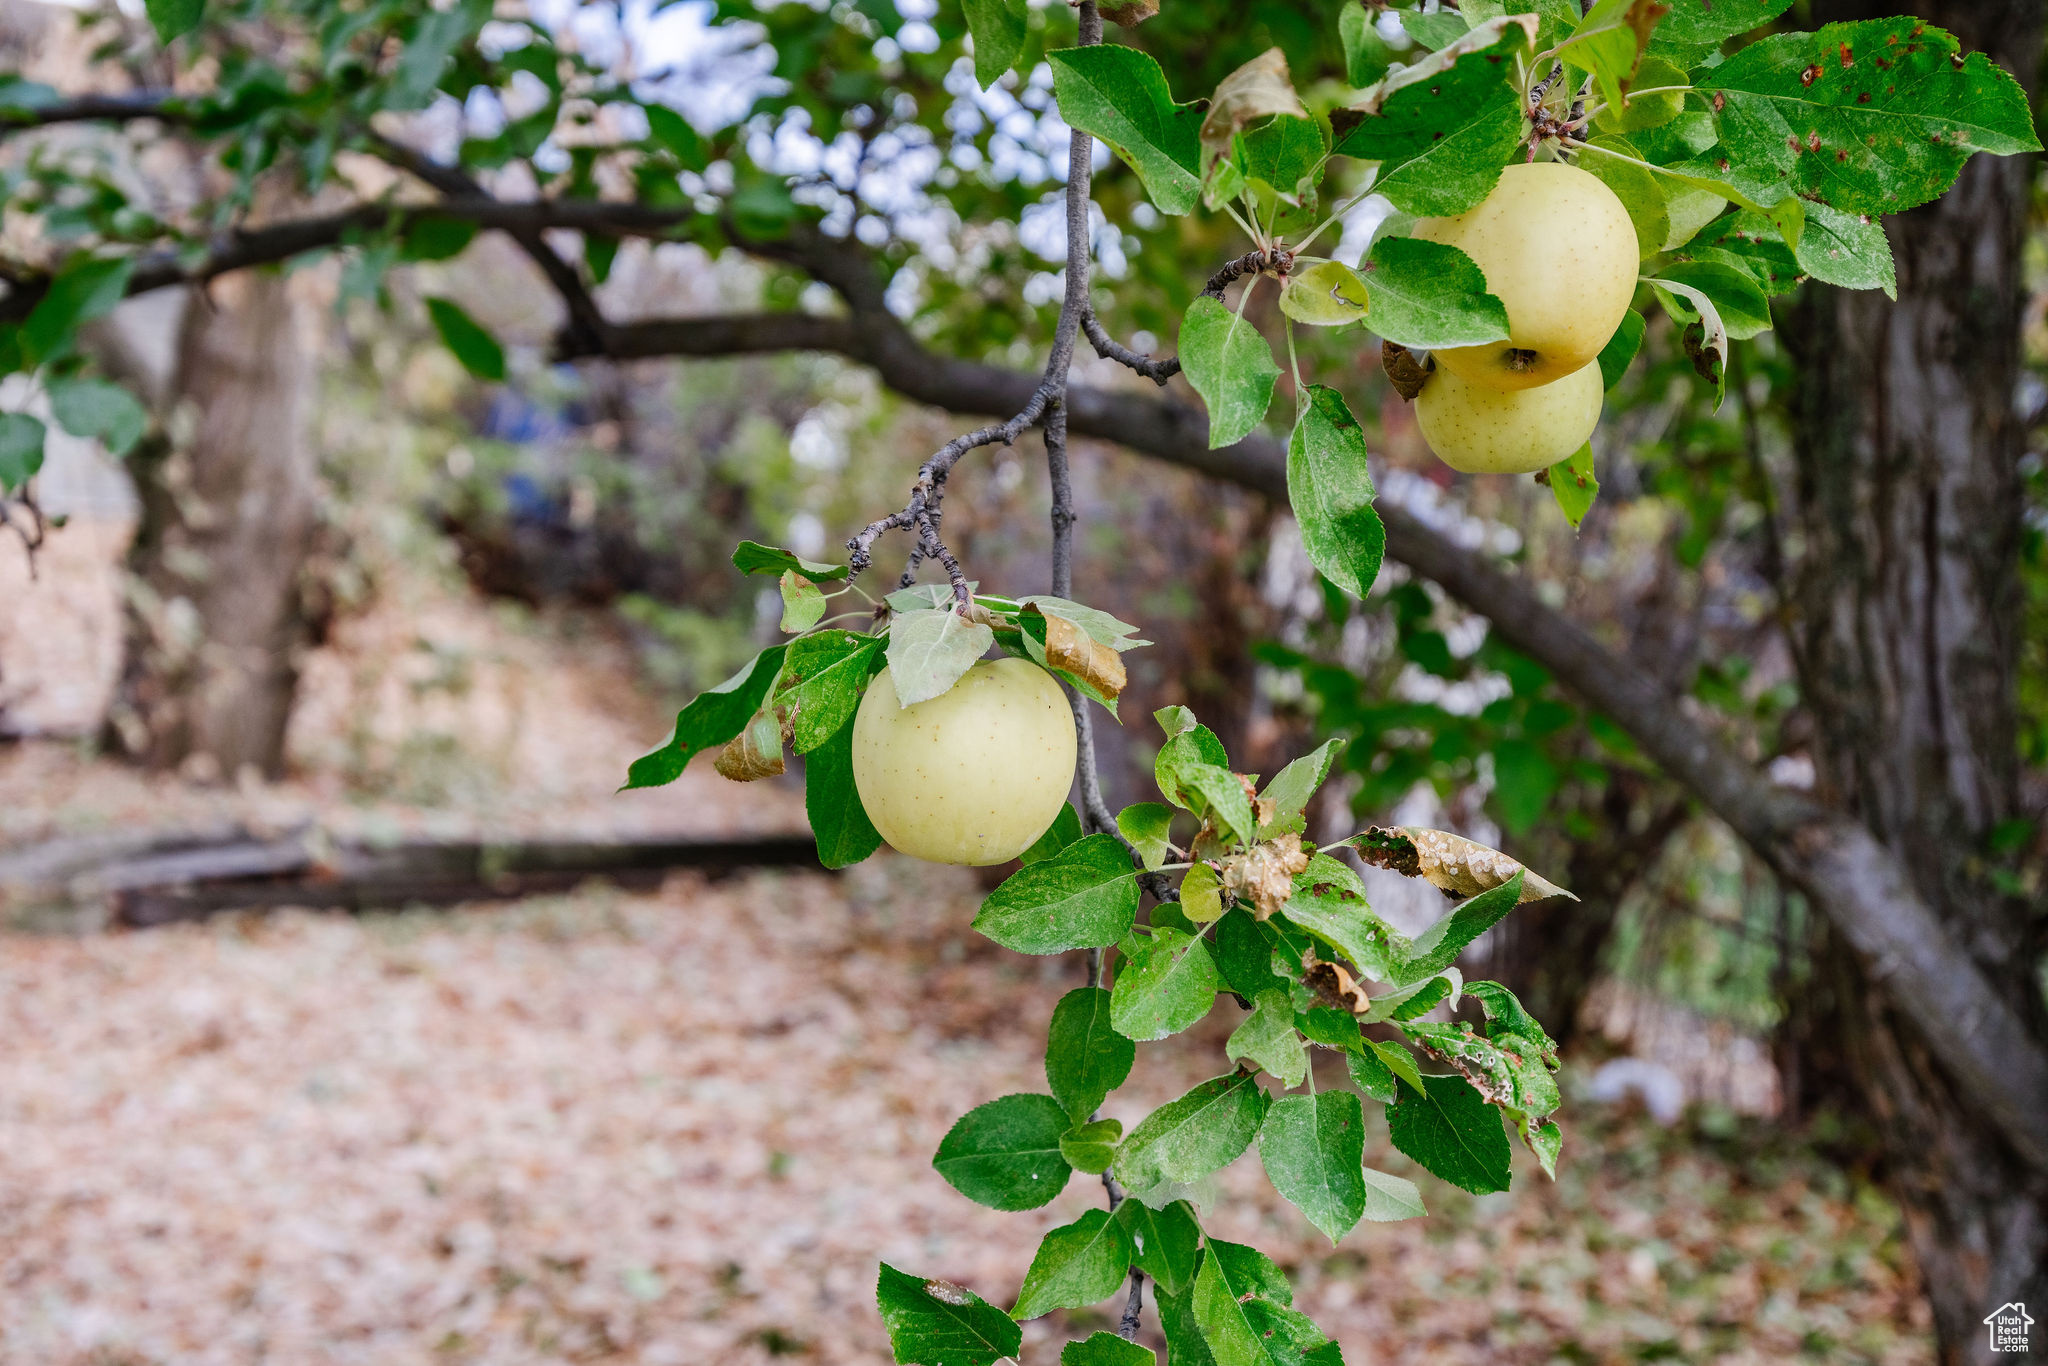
[1345,826,1572,903]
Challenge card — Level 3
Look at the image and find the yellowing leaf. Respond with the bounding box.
[1279,262,1370,328]
[1199,48,1306,154]
[1349,826,1573,903]
[1040,608,1128,700]
[713,711,785,781]
[1180,862,1224,923]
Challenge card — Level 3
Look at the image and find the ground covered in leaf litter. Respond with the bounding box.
[0,855,1933,1366]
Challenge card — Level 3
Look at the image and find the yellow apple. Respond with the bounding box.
[1415,361,1603,475]
[850,657,1077,865]
[1414,162,1638,390]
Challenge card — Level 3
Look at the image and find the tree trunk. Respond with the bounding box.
[1778,2,2047,1358]
[106,272,321,779]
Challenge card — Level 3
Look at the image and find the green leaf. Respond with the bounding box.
[1651,260,1771,338]
[1649,0,1793,66]
[1278,263,1370,329]
[1112,926,1221,1042]
[1021,803,1085,865]
[1414,979,1563,1128]
[1781,201,1895,297]
[1060,1118,1125,1175]
[396,215,478,263]
[1696,17,2041,219]
[1338,3,1396,87]
[1154,728,1256,844]
[1527,1119,1564,1178]
[1331,16,1532,216]
[804,721,883,869]
[644,105,708,172]
[1259,1091,1368,1242]
[1014,596,1149,650]
[932,1093,1073,1211]
[1371,1038,1426,1091]
[1491,737,1562,835]
[1225,989,1308,1087]
[1047,986,1136,1121]
[1393,870,1522,986]
[1012,1209,1133,1320]
[1592,56,1689,135]
[1257,740,1342,839]
[1115,1198,1202,1297]
[778,570,827,633]
[887,608,995,706]
[1064,1332,1157,1366]
[1280,855,1402,981]
[1385,1073,1512,1195]
[1596,310,1646,390]
[389,0,491,108]
[1117,802,1177,871]
[1179,296,1280,450]
[1180,862,1225,923]
[732,539,849,581]
[1547,443,1600,530]
[1556,0,1638,119]
[424,296,505,381]
[47,378,145,457]
[625,646,786,789]
[1192,1239,1332,1366]
[144,0,203,43]
[1157,1277,1217,1366]
[1359,1166,1429,1222]
[778,630,881,755]
[1577,134,1669,261]
[1214,908,1290,1000]
[21,256,133,365]
[1286,384,1384,601]
[0,412,47,493]
[1114,1072,1270,1199]
[1295,1006,1363,1053]
[1359,236,1512,351]
[876,1263,1021,1366]
[1239,114,1326,205]
[976,834,1140,954]
[962,0,1028,90]
[1049,46,1203,214]
[1344,1045,1396,1104]
[1401,9,1471,50]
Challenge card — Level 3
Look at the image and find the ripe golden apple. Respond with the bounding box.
[1415,361,1603,475]
[1414,162,1638,390]
[851,657,1077,865]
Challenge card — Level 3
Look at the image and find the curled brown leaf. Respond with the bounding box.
[1349,826,1573,903]
[1223,837,1312,921]
[714,712,785,782]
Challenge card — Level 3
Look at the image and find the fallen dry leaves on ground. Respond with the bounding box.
[0,859,1932,1366]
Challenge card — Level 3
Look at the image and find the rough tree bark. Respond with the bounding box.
[106,271,321,779]
[1778,1,2047,1357]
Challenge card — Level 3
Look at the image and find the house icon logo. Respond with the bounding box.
[1984,1302,2033,1353]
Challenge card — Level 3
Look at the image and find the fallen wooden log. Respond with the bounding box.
[0,827,828,926]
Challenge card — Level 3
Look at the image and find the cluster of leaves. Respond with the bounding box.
[882,704,1573,1364]
[971,0,2035,534]
[622,540,1149,868]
